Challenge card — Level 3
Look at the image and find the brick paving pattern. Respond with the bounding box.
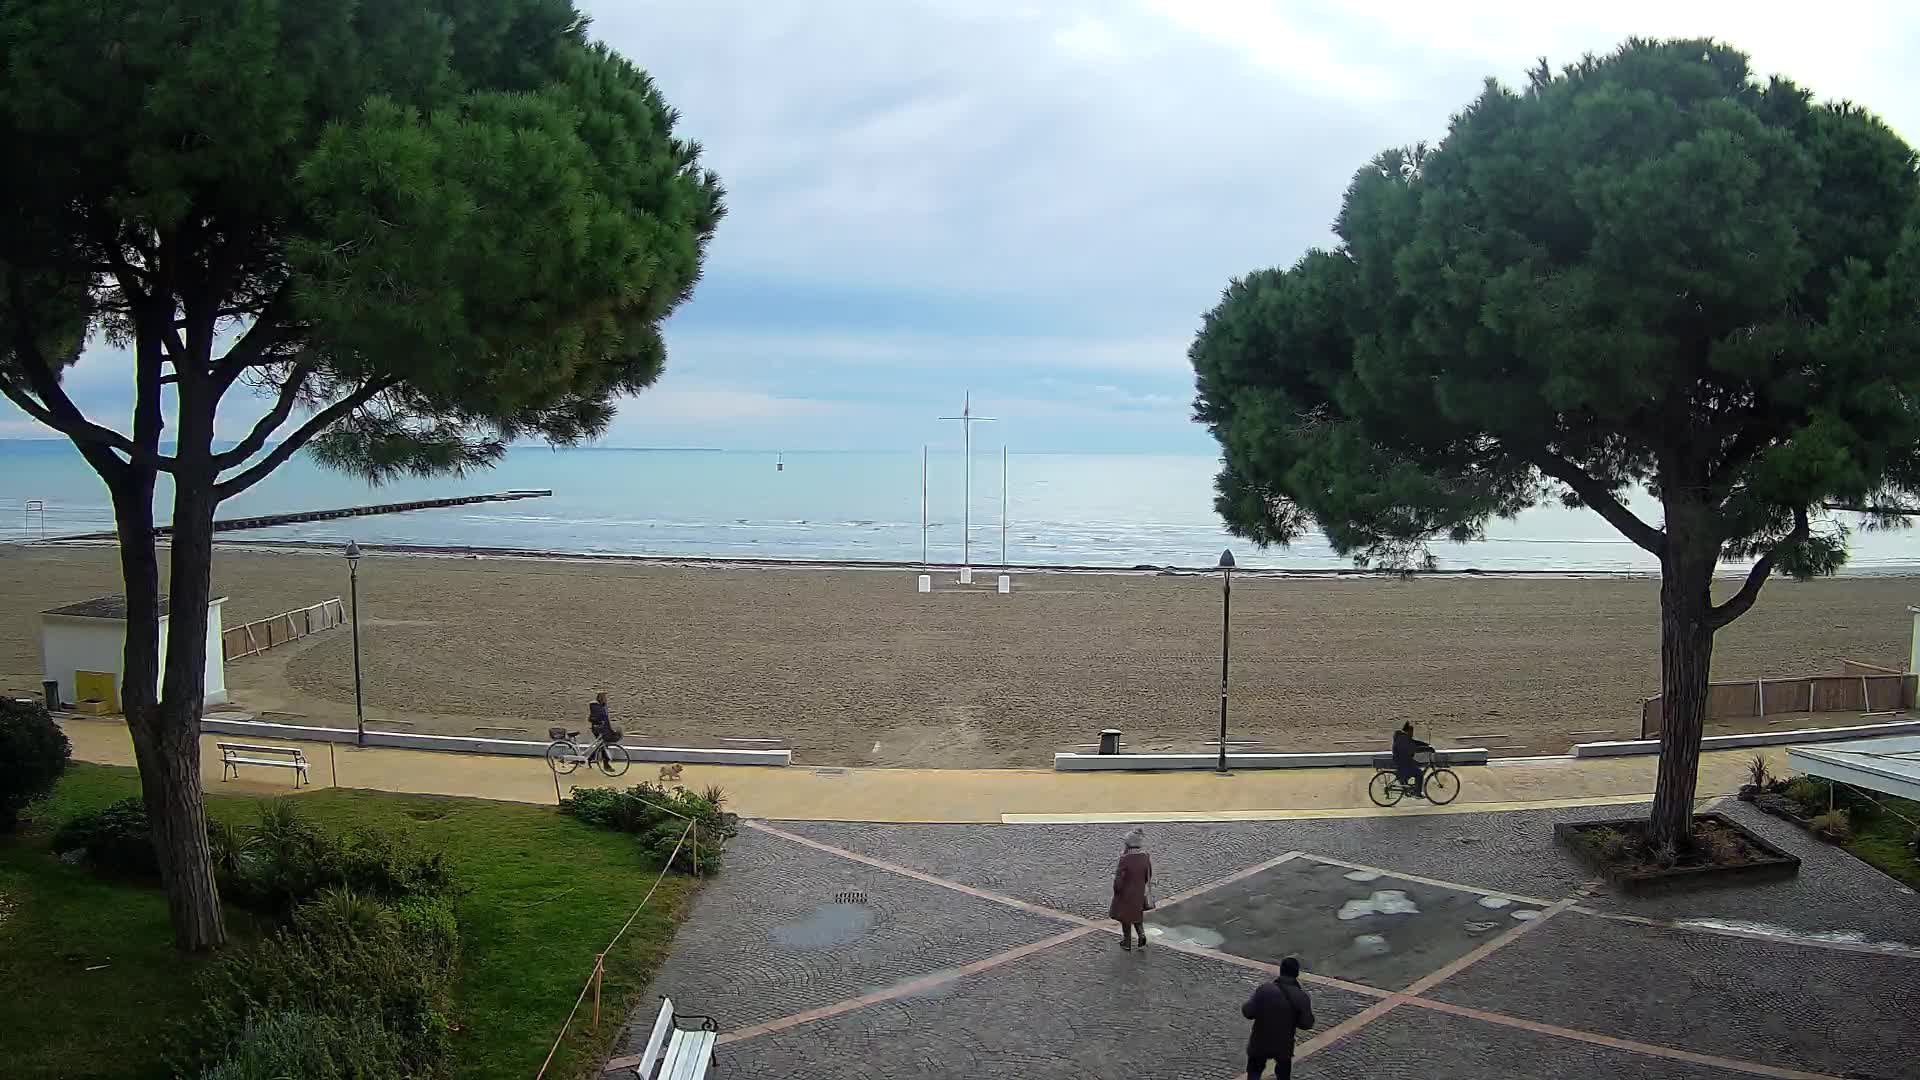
[618,802,1920,1080]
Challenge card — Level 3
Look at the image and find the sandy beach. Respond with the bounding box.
[2,544,1914,767]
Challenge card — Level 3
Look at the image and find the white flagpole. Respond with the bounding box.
[1001,444,1008,567]
[921,445,928,568]
[938,392,996,578]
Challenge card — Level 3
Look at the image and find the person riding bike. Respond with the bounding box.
[587,691,619,769]
[1391,721,1433,798]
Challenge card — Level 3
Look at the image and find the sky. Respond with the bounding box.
[5,0,1918,453]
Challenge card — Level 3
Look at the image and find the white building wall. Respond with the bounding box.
[39,618,127,707]
[204,599,227,706]
[40,598,229,708]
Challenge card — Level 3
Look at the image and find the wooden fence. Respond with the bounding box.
[1641,659,1917,737]
[222,598,346,661]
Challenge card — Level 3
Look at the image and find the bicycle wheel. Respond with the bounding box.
[1367,770,1403,807]
[546,740,580,775]
[598,743,631,778]
[1425,768,1461,805]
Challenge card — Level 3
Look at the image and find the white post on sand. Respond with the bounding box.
[998,444,1011,594]
[921,444,929,569]
[1909,606,1919,674]
[939,393,996,584]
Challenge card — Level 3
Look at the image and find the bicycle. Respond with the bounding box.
[545,726,631,777]
[1367,751,1460,806]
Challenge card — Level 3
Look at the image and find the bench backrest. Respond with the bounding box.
[633,998,675,1078]
[217,743,306,758]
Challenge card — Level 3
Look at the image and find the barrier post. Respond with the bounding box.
[590,953,604,1032]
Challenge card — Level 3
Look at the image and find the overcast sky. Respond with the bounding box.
[7,1,1917,452]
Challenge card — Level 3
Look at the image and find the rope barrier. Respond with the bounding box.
[532,818,695,1080]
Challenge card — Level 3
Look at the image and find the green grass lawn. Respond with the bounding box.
[0,764,699,1080]
[1841,793,1920,890]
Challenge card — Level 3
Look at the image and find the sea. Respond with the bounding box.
[2,440,1915,575]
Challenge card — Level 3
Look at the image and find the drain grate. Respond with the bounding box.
[833,891,867,905]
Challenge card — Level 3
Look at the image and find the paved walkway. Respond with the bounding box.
[622,801,1919,1079]
[62,716,1776,823]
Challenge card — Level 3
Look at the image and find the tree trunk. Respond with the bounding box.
[1649,531,1719,850]
[152,474,225,949]
[145,374,228,950]
[109,464,224,948]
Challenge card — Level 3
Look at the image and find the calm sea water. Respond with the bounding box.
[2,440,1914,573]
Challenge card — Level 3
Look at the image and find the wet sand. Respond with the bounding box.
[2,544,1913,766]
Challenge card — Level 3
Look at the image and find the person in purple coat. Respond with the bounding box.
[1109,827,1153,951]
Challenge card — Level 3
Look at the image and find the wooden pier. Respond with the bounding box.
[56,490,553,541]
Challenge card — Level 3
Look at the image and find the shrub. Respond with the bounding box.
[641,818,721,875]
[0,696,70,832]
[561,782,735,871]
[333,825,453,900]
[222,802,452,911]
[199,1009,413,1080]
[53,796,158,877]
[1809,809,1853,842]
[1745,754,1773,789]
[194,888,458,1076]
[1698,824,1753,865]
[390,897,461,975]
[1579,826,1630,861]
[230,799,333,909]
[1783,777,1830,816]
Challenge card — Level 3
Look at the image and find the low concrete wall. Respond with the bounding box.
[1573,718,1920,758]
[1054,748,1490,771]
[198,715,791,767]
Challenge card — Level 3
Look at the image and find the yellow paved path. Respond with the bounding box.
[58,717,1780,823]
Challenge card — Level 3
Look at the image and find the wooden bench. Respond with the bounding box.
[217,742,310,787]
[630,997,717,1080]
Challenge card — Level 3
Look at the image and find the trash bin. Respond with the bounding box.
[42,680,61,711]
[1098,728,1121,755]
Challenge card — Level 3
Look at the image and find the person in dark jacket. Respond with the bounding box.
[1391,721,1432,798]
[1242,956,1315,1078]
[1109,827,1153,951]
[588,691,616,768]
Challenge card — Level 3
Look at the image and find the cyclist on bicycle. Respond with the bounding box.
[588,691,619,769]
[1391,721,1432,798]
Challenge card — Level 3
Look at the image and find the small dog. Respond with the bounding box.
[658,763,684,783]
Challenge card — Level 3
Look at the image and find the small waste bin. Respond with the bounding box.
[43,680,61,711]
[1098,728,1121,755]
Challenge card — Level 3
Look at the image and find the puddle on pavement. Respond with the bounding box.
[1147,924,1226,949]
[1510,909,1541,921]
[1476,895,1512,909]
[772,902,874,949]
[1677,918,1919,954]
[1349,933,1391,956]
[1337,890,1420,921]
[1343,869,1382,883]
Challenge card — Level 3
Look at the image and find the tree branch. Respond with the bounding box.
[3,285,141,464]
[211,358,317,470]
[1529,451,1668,556]
[213,376,398,501]
[210,286,295,396]
[1710,506,1809,630]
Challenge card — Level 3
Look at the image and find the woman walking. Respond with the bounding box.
[1110,827,1153,951]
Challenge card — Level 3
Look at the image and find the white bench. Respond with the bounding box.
[631,997,716,1080]
[217,742,310,787]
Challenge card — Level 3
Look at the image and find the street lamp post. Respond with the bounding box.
[345,541,366,747]
[1217,549,1234,775]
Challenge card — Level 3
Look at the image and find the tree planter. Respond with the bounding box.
[1555,812,1801,895]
